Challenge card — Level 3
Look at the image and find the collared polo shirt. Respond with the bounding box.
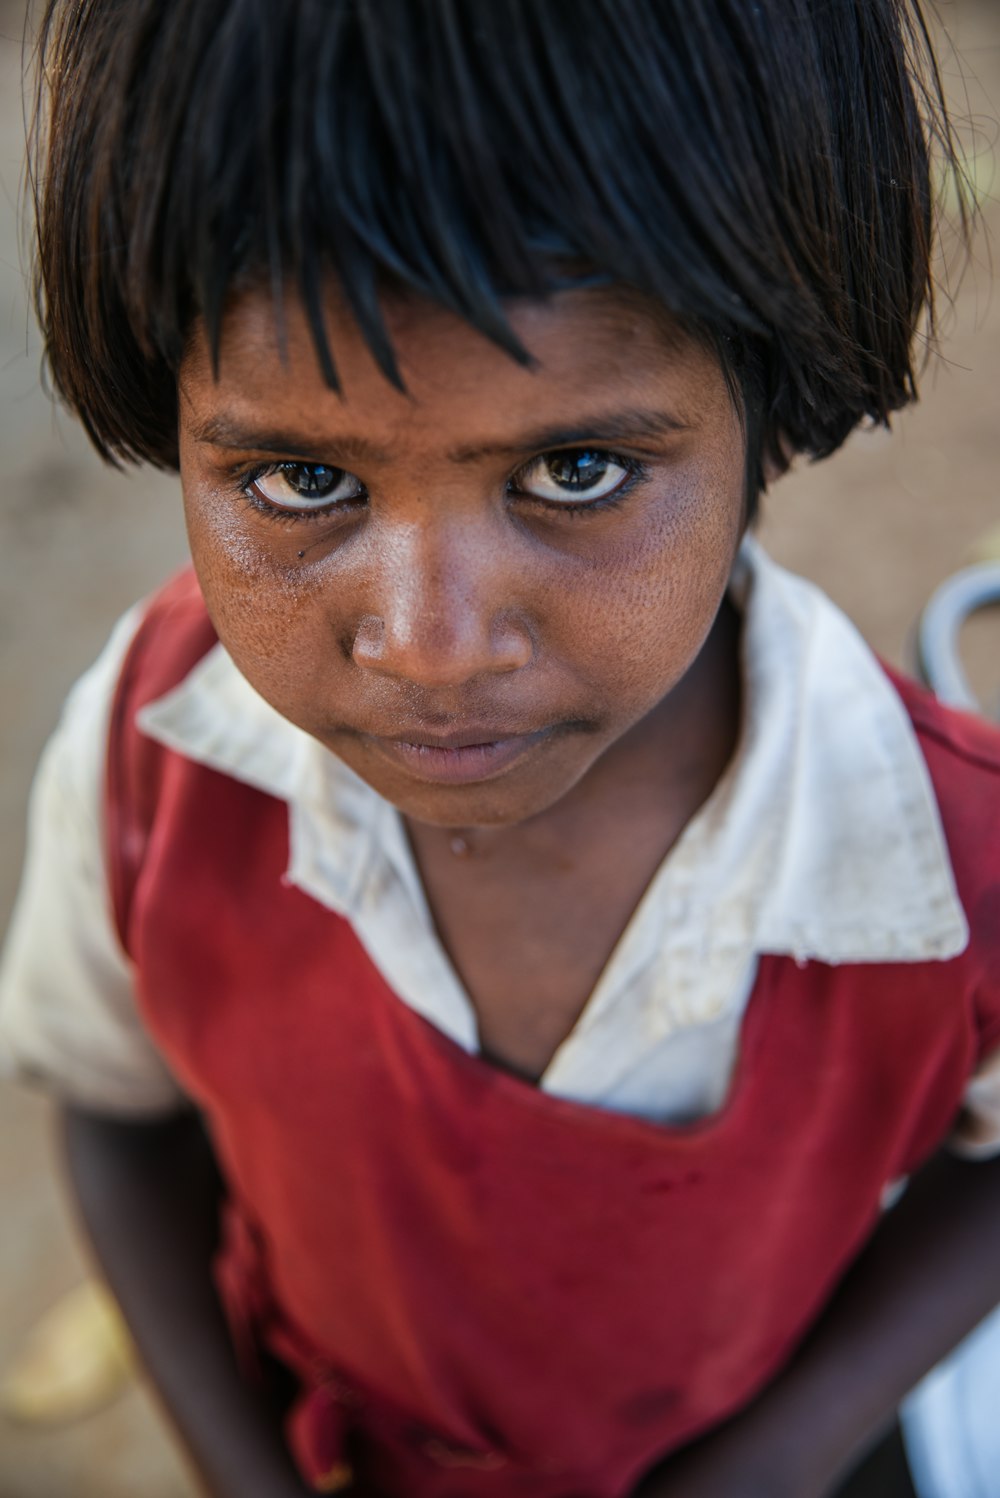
[2,539,997,1153]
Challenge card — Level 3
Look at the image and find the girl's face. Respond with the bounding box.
[178,288,747,829]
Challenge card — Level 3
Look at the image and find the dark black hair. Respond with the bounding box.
[31,0,965,503]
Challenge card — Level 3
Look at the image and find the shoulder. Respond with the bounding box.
[885,667,1000,853]
[115,565,218,714]
[886,668,1000,1044]
[0,598,190,1114]
[887,667,1000,778]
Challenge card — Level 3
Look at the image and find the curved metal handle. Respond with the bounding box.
[916,563,1000,715]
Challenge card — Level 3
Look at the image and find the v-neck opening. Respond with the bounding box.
[384,711,757,1095]
[369,942,782,1149]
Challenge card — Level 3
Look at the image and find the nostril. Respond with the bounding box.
[349,615,385,667]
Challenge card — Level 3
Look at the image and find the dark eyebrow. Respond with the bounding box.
[191,407,689,465]
[445,409,691,464]
[191,415,391,466]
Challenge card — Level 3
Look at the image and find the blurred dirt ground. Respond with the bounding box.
[1,0,999,1494]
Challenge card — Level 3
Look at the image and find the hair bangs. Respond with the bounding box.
[133,0,775,388]
[32,0,966,480]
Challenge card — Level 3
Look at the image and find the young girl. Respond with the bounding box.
[3,1,1000,1495]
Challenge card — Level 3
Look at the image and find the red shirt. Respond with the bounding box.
[107,570,1000,1497]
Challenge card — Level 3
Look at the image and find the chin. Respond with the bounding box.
[366,765,581,831]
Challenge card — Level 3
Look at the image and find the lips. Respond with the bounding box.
[361,725,553,786]
[381,724,540,750]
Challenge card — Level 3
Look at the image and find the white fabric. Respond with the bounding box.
[0,606,183,1115]
[902,1301,1000,1498]
[0,538,986,1138]
[949,1047,1000,1160]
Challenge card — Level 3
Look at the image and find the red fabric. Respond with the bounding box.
[107,569,1000,1497]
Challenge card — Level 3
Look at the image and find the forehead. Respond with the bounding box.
[179,286,734,453]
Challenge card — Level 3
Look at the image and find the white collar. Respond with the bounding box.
[138,538,969,996]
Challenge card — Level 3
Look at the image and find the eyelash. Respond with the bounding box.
[235,452,647,525]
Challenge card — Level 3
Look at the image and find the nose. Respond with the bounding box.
[350,518,533,688]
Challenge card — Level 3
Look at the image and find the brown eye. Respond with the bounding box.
[514,450,632,504]
[250,463,364,511]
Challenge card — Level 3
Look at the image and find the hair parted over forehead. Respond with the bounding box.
[31,0,965,494]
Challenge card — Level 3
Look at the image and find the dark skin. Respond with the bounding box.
[63,1110,314,1498]
[62,288,1000,1495]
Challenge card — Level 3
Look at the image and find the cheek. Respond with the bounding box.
[578,468,742,706]
[181,477,326,698]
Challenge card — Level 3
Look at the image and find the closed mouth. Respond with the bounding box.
[380,724,544,750]
[361,725,555,785]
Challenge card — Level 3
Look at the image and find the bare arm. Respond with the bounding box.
[61,1107,313,1498]
[634,1149,1000,1498]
